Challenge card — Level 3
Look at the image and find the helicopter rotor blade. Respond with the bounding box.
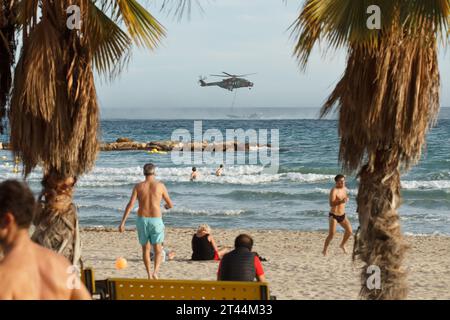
[210,74,229,77]
[222,72,235,77]
[235,73,257,77]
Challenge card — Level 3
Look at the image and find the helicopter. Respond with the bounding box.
[199,72,255,92]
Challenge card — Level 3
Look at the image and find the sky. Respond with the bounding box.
[96,0,450,111]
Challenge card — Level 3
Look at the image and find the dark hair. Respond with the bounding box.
[234,234,253,250]
[192,167,197,172]
[144,163,156,176]
[335,174,345,182]
[220,164,224,168]
[0,180,36,228]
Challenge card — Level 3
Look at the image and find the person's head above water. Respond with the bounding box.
[334,174,345,188]
[144,163,156,177]
[192,167,197,172]
[0,180,36,243]
[234,234,253,251]
[219,164,224,169]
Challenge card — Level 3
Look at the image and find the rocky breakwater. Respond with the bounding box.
[100,138,273,152]
[100,138,148,151]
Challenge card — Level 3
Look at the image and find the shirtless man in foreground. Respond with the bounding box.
[322,174,353,256]
[119,163,174,279]
[0,180,91,300]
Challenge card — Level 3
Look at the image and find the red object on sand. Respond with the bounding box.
[214,251,220,261]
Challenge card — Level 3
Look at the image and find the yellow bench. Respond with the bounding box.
[82,268,271,300]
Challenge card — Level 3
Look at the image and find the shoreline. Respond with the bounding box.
[81,227,450,300]
[81,226,450,237]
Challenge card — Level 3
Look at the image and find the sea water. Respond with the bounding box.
[1,109,449,235]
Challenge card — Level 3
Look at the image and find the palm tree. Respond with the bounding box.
[291,0,449,299]
[1,0,197,266]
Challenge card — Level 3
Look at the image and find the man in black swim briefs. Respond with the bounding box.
[322,174,353,256]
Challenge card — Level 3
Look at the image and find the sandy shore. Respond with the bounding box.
[81,227,450,300]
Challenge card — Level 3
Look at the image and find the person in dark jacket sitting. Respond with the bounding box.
[217,234,266,282]
[191,224,229,261]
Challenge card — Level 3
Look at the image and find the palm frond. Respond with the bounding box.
[8,0,204,176]
[321,25,441,172]
[11,16,60,123]
[291,0,449,68]
[159,0,204,21]
[112,0,166,49]
[10,1,99,177]
[86,1,132,80]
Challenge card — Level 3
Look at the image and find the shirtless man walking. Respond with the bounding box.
[0,180,91,300]
[322,174,353,256]
[119,163,174,279]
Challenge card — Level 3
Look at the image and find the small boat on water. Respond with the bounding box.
[226,113,263,119]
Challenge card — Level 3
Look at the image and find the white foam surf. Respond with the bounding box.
[402,180,450,190]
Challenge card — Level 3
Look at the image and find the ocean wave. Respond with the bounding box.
[221,189,337,201]
[77,203,246,217]
[0,166,43,181]
[402,189,450,198]
[423,171,450,180]
[278,166,337,175]
[313,188,358,196]
[166,174,280,185]
[77,179,139,188]
[89,166,143,175]
[404,231,450,237]
[71,165,340,186]
[166,207,248,216]
[222,190,301,200]
[401,180,450,190]
[403,198,450,209]
[401,216,448,222]
[88,165,265,177]
[77,203,132,212]
[398,210,450,224]
[283,173,334,183]
[167,172,335,185]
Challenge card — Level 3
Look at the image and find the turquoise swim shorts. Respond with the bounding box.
[136,217,165,245]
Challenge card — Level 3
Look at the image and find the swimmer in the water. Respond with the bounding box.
[190,167,198,181]
[215,164,224,177]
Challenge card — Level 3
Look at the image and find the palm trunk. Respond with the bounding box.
[31,170,81,267]
[354,149,409,299]
[0,0,16,133]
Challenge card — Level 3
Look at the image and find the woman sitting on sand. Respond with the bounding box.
[192,224,229,261]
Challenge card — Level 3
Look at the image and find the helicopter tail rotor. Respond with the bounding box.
[199,76,207,86]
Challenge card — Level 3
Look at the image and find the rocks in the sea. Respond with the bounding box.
[116,137,134,143]
[2,138,276,152]
[147,140,184,152]
[100,140,147,151]
[147,140,261,152]
[99,138,276,152]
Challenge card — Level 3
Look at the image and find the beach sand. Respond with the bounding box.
[81,227,450,300]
